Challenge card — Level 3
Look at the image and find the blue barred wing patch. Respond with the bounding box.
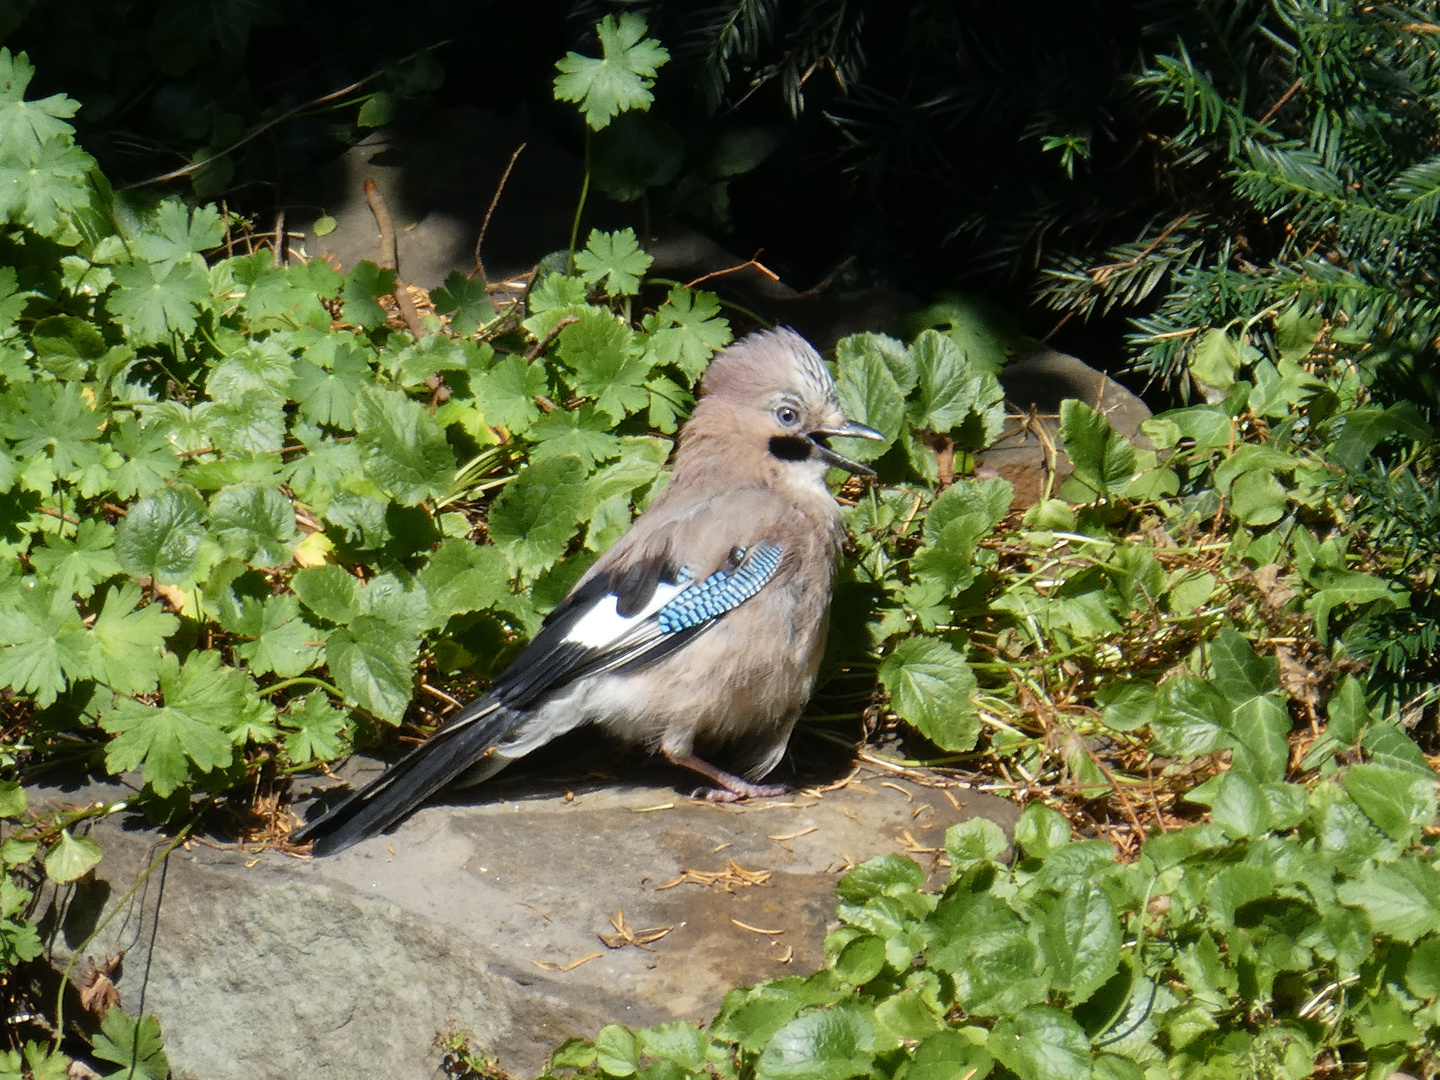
[656,542,784,633]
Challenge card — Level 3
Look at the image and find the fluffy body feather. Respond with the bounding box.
[295,328,880,855]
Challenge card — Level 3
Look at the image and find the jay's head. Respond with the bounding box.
[689,329,884,481]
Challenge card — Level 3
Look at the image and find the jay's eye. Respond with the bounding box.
[776,405,799,426]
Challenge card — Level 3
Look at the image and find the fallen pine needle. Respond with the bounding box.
[533,952,604,972]
[777,945,794,963]
[731,918,784,935]
[628,803,675,813]
[713,842,732,852]
[942,789,964,811]
[879,781,913,801]
[767,825,818,842]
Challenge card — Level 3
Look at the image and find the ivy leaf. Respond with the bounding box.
[1344,764,1437,846]
[28,520,122,599]
[878,638,981,752]
[0,582,100,707]
[106,260,212,344]
[281,690,349,764]
[236,593,324,678]
[487,454,591,577]
[208,484,296,567]
[553,14,670,131]
[100,650,248,796]
[573,228,653,297]
[1336,862,1440,943]
[641,285,731,379]
[92,582,178,695]
[354,386,454,505]
[43,829,102,883]
[114,486,208,584]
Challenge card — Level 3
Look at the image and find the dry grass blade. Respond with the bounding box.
[599,909,673,950]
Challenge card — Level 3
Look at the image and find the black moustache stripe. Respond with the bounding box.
[768,435,814,463]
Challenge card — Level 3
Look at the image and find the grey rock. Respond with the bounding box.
[38,774,1016,1079]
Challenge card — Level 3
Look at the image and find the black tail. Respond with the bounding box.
[293,699,519,856]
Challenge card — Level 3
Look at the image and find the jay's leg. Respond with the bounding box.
[663,750,787,802]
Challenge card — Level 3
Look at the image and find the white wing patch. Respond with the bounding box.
[562,579,689,649]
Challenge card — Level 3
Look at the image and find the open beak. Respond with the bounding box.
[808,419,885,478]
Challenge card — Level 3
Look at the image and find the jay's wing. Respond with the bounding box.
[294,542,786,854]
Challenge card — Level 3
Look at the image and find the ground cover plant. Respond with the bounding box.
[1,6,1438,1080]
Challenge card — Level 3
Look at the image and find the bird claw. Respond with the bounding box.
[691,782,787,803]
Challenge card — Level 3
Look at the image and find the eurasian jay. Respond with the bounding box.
[296,328,882,854]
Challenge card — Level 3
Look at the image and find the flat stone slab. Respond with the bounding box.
[38,771,1017,1079]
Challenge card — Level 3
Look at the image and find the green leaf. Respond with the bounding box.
[131,198,224,274]
[354,386,454,505]
[1039,881,1121,1005]
[573,227,653,296]
[43,829,102,883]
[833,336,905,463]
[1057,400,1136,502]
[1336,862,1440,943]
[878,638,980,752]
[29,520,122,599]
[836,855,925,903]
[341,260,397,331]
[1150,675,1231,758]
[487,454,590,578]
[555,307,650,422]
[0,583,100,707]
[357,90,393,127]
[472,353,547,434]
[0,781,25,819]
[208,485,296,567]
[1202,768,1269,839]
[106,260,211,345]
[756,1006,875,1080]
[906,330,1005,447]
[114,486,208,584]
[1015,802,1072,858]
[529,405,623,469]
[92,583,178,695]
[834,936,887,985]
[1344,764,1437,845]
[326,615,416,722]
[594,1024,638,1077]
[641,286,731,379]
[945,818,1009,867]
[1189,328,1243,392]
[281,691,349,764]
[91,1008,169,1080]
[110,417,182,499]
[637,1023,708,1070]
[0,48,80,156]
[553,13,670,131]
[292,564,361,624]
[1308,570,1405,643]
[419,539,512,627]
[0,135,93,237]
[1230,469,1287,526]
[236,594,324,678]
[430,271,496,336]
[101,650,248,795]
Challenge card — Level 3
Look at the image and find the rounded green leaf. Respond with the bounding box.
[114,486,207,583]
[594,1024,638,1077]
[0,780,26,819]
[878,638,980,752]
[44,828,103,883]
[1015,802,1072,859]
[757,1006,875,1080]
[836,854,925,903]
[834,935,886,985]
[209,484,296,567]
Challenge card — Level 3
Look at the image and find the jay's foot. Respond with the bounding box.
[665,751,787,802]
